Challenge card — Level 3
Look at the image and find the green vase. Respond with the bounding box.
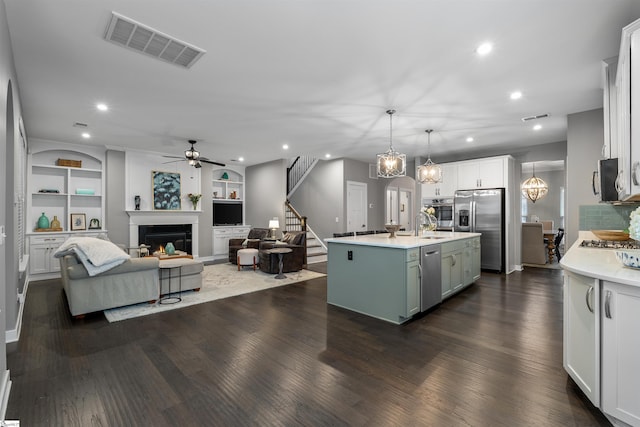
[165,242,175,255]
[37,212,50,229]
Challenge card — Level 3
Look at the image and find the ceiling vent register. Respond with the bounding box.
[104,12,206,69]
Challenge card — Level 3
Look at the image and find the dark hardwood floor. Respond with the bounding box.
[7,264,610,426]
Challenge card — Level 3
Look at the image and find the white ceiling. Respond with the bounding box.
[5,1,639,167]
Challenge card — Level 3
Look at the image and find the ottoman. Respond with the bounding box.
[158,258,203,296]
[237,248,259,270]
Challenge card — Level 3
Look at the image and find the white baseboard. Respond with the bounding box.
[5,279,29,344]
[0,370,12,421]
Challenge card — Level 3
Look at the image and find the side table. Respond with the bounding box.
[267,248,293,279]
[159,262,183,304]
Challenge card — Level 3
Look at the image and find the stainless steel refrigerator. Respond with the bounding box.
[454,188,505,272]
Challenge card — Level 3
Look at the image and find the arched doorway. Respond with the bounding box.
[385,176,416,231]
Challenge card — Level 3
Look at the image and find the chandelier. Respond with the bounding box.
[417,129,442,183]
[521,163,548,203]
[376,109,406,178]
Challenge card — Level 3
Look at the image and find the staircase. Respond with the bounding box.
[284,200,327,264]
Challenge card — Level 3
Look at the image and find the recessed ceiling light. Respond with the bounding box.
[476,42,493,55]
[466,137,474,143]
[81,132,91,139]
[510,91,522,100]
[533,124,542,131]
[325,154,331,158]
[282,144,289,150]
[238,157,244,162]
[96,103,108,112]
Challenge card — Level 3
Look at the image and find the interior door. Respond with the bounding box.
[347,181,367,233]
[399,188,412,231]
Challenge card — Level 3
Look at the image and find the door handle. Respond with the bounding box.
[604,290,612,319]
[585,286,594,313]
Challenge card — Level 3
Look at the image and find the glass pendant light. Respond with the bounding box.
[376,109,406,178]
[417,129,442,183]
[521,163,548,203]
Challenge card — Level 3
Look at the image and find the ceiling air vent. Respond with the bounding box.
[104,12,206,69]
[521,113,549,122]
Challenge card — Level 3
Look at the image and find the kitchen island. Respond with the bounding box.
[560,231,640,427]
[326,231,481,325]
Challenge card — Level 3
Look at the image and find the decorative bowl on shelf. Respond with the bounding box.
[591,230,630,241]
[615,250,640,269]
[384,223,401,238]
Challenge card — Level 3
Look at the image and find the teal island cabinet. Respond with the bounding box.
[327,232,481,325]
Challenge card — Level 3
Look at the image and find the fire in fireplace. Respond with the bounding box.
[138,224,192,254]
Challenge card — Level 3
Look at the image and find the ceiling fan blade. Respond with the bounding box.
[162,159,184,164]
[162,155,184,159]
[200,158,226,167]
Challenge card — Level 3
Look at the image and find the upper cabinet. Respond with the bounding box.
[456,157,505,190]
[29,147,104,232]
[421,163,458,198]
[614,18,640,200]
[212,168,244,201]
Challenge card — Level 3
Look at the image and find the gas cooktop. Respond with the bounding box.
[580,239,640,249]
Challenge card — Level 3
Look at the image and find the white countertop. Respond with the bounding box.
[560,231,640,287]
[325,231,481,249]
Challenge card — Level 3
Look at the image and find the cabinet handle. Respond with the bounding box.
[633,161,640,186]
[418,263,422,280]
[585,286,594,313]
[604,290,612,319]
[615,170,624,193]
[592,171,599,196]
[452,254,456,266]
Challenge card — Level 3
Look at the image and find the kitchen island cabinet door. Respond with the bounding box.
[441,248,463,299]
[601,281,640,426]
[563,271,600,407]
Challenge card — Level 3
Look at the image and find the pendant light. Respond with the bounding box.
[185,140,201,167]
[417,129,442,183]
[376,109,406,178]
[521,163,548,203]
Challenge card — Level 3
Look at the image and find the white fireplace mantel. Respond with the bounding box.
[127,210,200,257]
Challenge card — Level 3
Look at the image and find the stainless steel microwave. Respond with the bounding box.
[423,198,454,230]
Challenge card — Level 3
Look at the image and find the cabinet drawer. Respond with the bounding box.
[442,239,466,253]
[234,227,251,235]
[213,228,233,236]
[30,235,66,244]
[406,248,420,262]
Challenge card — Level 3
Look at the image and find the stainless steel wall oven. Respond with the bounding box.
[422,197,454,230]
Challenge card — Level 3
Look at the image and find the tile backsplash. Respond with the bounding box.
[579,204,640,231]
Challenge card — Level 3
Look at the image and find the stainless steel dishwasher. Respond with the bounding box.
[420,244,442,312]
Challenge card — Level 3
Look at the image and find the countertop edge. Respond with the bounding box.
[326,232,482,249]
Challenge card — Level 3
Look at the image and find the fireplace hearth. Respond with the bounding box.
[138,224,192,254]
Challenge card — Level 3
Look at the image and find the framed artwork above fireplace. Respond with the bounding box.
[152,170,181,210]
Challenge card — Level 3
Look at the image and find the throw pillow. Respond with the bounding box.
[242,239,249,247]
[274,240,288,246]
[281,233,295,244]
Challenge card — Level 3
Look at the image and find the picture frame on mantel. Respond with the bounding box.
[152,170,181,210]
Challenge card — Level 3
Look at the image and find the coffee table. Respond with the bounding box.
[267,248,292,279]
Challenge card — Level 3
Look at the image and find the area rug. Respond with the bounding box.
[104,263,326,322]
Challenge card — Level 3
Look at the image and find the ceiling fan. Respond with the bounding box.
[163,140,225,168]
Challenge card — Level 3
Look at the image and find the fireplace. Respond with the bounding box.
[138,224,192,254]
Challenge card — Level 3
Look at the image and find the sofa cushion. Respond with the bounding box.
[247,228,270,240]
[282,231,305,246]
[65,255,159,280]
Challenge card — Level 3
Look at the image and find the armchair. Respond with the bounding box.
[259,231,306,273]
[229,227,270,264]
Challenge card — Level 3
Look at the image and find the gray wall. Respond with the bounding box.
[522,169,565,229]
[105,150,128,245]
[567,108,605,246]
[1,0,24,376]
[246,159,287,234]
[289,159,344,242]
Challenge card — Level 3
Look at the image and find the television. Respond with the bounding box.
[213,201,243,225]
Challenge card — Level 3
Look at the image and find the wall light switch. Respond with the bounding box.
[369,203,374,208]
[335,217,339,223]
[348,250,353,260]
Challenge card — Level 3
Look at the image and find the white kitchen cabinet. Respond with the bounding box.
[421,163,458,198]
[602,57,618,159]
[457,157,505,190]
[463,236,481,286]
[212,226,251,259]
[441,240,464,299]
[601,281,640,426]
[563,271,600,407]
[406,250,420,317]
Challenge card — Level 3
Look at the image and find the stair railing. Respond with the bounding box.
[285,200,307,266]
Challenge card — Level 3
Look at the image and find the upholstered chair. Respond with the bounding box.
[228,227,270,264]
